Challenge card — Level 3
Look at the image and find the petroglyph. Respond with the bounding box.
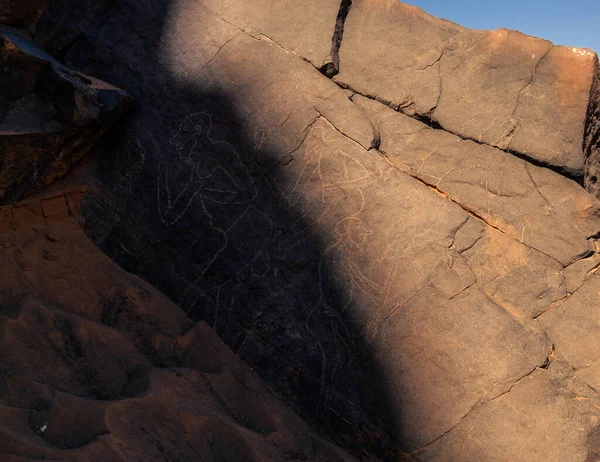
[38,0,600,459]
[156,112,255,227]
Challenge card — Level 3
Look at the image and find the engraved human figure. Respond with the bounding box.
[157,112,254,226]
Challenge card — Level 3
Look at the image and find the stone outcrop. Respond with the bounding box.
[0,0,599,460]
[0,191,355,462]
[335,0,598,179]
[352,94,599,267]
[0,25,131,203]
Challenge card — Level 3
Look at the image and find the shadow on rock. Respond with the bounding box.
[34,0,405,459]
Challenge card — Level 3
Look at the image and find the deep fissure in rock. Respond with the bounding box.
[319,0,352,77]
[585,57,600,196]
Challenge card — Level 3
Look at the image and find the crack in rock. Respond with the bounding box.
[320,0,352,77]
[585,56,600,197]
[375,147,567,268]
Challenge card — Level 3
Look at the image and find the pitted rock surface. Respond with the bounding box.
[0,191,356,462]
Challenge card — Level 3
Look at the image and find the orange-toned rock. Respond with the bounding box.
[0,191,356,461]
[335,0,598,177]
[21,0,600,459]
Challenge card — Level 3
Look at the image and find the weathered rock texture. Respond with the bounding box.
[0,191,355,461]
[585,59,600,196]
[0,0,598,460]
[335,0,598,178]
[0,25,131,204]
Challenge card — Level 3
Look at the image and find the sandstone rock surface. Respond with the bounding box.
[335,0,598,177]
[0,0,49,26]
[0,0,598,460]
[0,191,356,462]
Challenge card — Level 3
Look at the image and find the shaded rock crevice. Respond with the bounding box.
[319,0,352,78]
[585,56,600,196]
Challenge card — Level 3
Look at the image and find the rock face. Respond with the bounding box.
[0,0,599,460]
[0,191,355,462]
[197,0,344,73]
[335,0,598,177]
[0,26,131,204]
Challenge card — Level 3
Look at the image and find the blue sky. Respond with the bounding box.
[408,1,600,53]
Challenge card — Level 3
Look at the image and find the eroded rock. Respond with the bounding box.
[18,0,600,460]
[335,0,598,177]
[353,94,600,266]
[0,25,131,203]
[0,191,356,462]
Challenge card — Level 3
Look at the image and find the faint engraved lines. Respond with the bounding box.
[156,111,253,227]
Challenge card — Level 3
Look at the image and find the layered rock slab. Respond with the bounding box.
[0,191,355,462]
[353,94,600,267]
[195,0,342,71]
[414,362,600,461]
[335,0,598,176]
[334,0,462,115]
[243,116,552,452]
[0,25,131,204]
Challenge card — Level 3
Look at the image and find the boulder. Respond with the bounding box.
[0,25,131,203]
[0,190,357,462]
